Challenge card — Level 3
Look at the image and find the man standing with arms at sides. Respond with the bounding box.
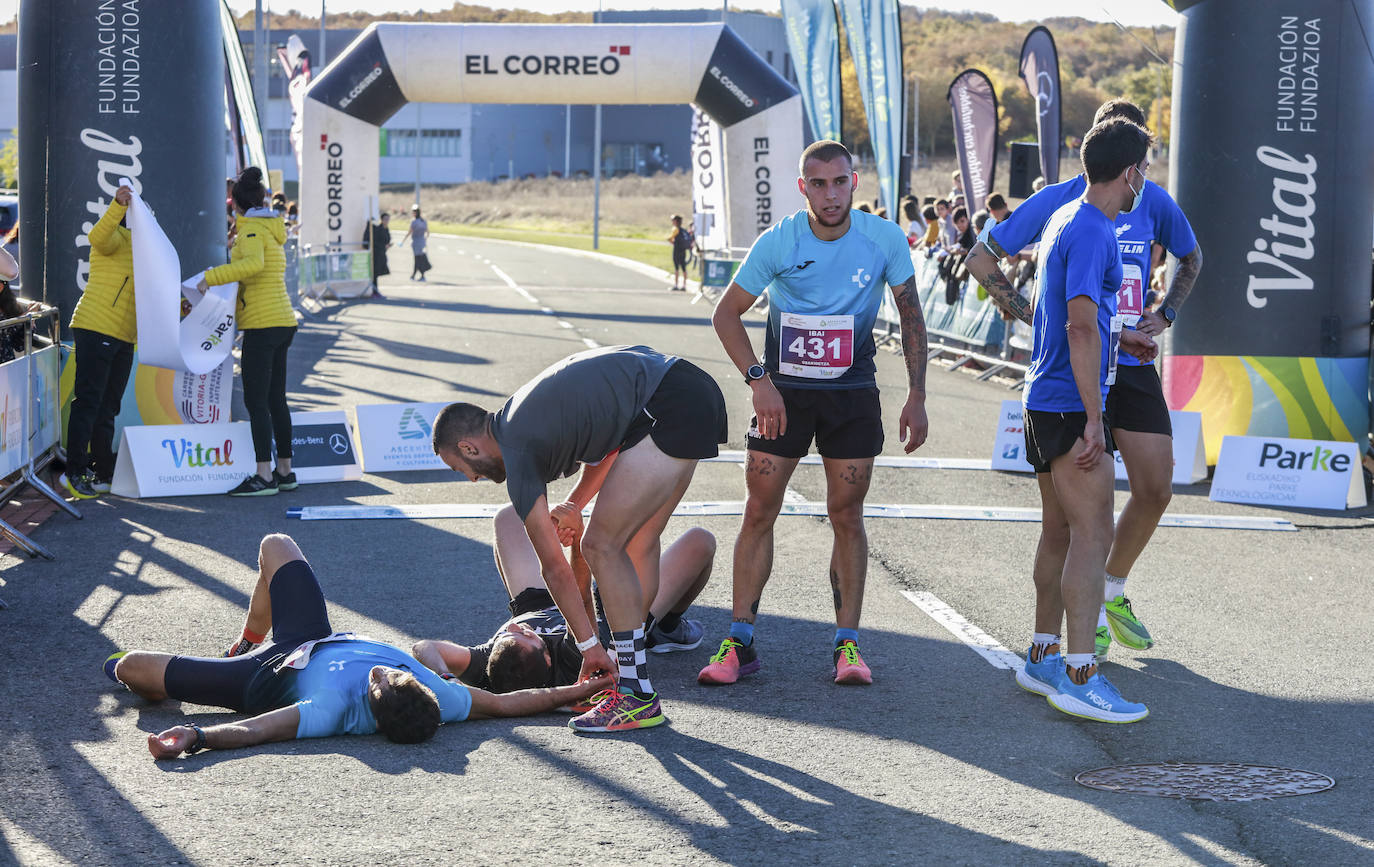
[700,140,929,687]
[1015,119,1158,723]
[431,344,727,732]
[967,100,1204,661]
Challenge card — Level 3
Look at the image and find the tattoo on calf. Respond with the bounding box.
[829,568,842,612]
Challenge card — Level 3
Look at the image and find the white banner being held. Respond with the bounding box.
[122,177,238,375]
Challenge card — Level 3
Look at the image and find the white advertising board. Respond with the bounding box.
[110,422,255,498]
[353,401,450,473]
[990,399,1034,472]
[1211,435,1366,510]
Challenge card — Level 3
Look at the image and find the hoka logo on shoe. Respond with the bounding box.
[1086,690,1112,710]
[397,407,433,440]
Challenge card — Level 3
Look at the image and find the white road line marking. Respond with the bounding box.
[540,306,555,315]
[292,502,1295,531]
[488,263,540,305]
[900,590,1023,669]
[707,450,991,470]
[557,320,574,329]
[581,337,600,348]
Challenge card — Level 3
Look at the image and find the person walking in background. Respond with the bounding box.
[667,214,699,291]
[199,167,297,497]
[60,185,138,500]
[402,205,430,281]
[362,212,391,300]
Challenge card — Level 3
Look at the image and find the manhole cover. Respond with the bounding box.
[1075,762,1335,802]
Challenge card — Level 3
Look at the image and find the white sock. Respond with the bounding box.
[1097,607,1109,629]
[1031,632,1060,649]
[1064,653,1096,682]
[1104,573,1127,602]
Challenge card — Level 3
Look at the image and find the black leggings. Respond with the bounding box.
[240,326,296,464]
[68,328,135,478]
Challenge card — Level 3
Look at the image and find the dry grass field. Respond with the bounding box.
[380,152,1170,269]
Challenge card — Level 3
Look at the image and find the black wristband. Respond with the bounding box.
[186,723,208,755]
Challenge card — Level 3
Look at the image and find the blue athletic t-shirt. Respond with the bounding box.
[989,175,1197,369]
[1023,200,1122,413]
[733,208,915,390]
[290,639,473,738]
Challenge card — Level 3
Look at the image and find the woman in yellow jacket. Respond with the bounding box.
[201,167,297,496]
[61,184,137,499]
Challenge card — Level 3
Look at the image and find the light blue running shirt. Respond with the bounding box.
[733,208,914,390]
[290,639,473,738]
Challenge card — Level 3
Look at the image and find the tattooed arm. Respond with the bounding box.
[966,240,1033,325]
[1139,243,1204,336]
[891,274,929,453]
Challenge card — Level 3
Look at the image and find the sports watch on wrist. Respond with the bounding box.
[744,364,767,384]
[1161,306,1177,327]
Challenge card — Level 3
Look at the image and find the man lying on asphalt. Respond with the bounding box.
[106,533,612,760]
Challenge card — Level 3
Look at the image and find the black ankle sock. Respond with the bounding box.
[655,611,682,633]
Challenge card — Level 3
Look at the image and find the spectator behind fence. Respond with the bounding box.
[902,199,925,246]
[985,193,1012,225]
[61,185,137,500]
[199,166,297,498]
[0,241,35,364]
[667,214,699,292]
[920,206,940,250]
[362,212,391,300]
[402,205,431,281]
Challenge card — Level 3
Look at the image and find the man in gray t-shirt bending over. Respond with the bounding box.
[432,345,727,733]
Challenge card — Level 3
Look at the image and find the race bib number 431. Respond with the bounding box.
[778,312,854,379]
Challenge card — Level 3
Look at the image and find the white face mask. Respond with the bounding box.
[1125,165,1145,213]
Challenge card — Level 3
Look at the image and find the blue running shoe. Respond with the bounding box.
[1047,671,1148,723]
[103,651,127,684]
[1015,648,1064,697]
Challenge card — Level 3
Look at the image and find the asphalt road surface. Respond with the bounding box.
[2,235,1371,866]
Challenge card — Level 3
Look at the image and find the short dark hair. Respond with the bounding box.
[952,207,969,223]
[371,671,441,744]
[922,205,937,221]
[935,198,950,209]
[902,200,920,221]
[231,166,267,213]
[985,193,1007,212]
[798,140,853,175]
[973,210,990,232]
[431,403,488,455]
[487,638,552,693]
[1081,119,1152,185]
[1093,99,1147,129]
[857,203,871,213]
[671,214,682,223]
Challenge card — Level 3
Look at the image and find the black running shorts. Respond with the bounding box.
[620,359,728,460]
[162,560,333,713]
[1023,409,1116,474]
[1106,364,1172,437]
[747,385,884,460]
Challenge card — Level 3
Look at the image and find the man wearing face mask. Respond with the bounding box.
[1012,119,1159,723]
[967,100,1203,663]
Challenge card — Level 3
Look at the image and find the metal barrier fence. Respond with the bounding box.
[297,242,373,301]
[0,305,80,562]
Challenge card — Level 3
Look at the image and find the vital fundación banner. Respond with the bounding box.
[780,0,842,141]
[690,108,728,252]
[836,0,904,212]
[1162,0,1374,463]
[122,179,239,376]
[947,69,998,211]
[1018,26,1061,185]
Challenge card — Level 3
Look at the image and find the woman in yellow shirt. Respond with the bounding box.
[202,167,296,496]
[62,185,137,499]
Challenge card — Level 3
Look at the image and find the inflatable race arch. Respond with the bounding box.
[300,23,802,254]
